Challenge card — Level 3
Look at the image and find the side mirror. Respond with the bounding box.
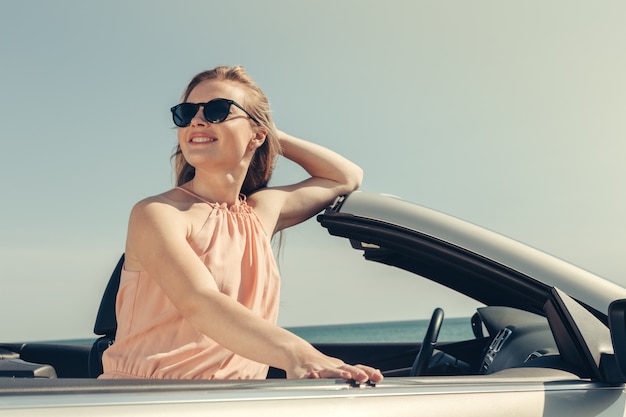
[607,299,626,381]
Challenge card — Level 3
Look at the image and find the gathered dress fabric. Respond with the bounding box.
[100,188,280,380]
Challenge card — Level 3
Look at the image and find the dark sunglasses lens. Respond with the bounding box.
[203,99,231,123]
[172,103,199,127]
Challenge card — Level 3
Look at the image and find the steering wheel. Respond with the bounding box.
[410,307,444,376]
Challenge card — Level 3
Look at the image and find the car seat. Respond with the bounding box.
[88,254,124,378]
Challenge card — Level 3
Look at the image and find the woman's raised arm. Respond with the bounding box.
[251,130,364,234]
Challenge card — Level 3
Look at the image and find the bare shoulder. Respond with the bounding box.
[128,189,196,241]
[247,187,289,235]
[132,188,193,210]
[125,189,192,270]
[131,188,200,219]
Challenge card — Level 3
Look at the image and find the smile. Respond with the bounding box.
[190,137,216,143]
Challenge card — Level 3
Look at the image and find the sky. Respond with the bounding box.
[1,1,625,342]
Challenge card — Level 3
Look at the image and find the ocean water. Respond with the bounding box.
[287,317,474,343]
[61,318,473,346]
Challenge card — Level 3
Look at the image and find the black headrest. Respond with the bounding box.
[93,254,125,336]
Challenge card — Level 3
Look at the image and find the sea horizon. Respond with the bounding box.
[288,317,473,343]
[35,317,474,346]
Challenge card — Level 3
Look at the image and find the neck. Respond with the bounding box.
[184,170,245,206]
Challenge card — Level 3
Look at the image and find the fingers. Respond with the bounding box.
[305,364,383,383]
[351,364,384,383]
[305,368,351,380]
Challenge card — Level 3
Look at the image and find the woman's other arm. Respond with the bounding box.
[251,130,364,234]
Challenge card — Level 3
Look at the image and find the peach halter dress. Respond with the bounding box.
[100,187,281,380]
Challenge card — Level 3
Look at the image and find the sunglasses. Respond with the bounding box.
[170,98,260,127]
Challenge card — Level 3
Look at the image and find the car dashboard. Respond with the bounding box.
[473,306,560,375]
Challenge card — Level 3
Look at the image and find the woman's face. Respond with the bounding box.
[177,80,263,177]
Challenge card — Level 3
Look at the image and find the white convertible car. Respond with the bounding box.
[3,191,626,416]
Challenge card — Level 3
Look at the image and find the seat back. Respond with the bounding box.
[88,254,124,378]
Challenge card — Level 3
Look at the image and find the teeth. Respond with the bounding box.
[191,137,215,143]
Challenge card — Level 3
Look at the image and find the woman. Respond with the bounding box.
[100,66,382,382]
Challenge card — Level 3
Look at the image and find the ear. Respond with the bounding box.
[251,126,268,147]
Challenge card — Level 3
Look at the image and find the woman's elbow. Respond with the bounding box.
[347,165,364,192]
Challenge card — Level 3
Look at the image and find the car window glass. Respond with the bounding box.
[278,228,485,344]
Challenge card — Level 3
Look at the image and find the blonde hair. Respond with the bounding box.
[172,66,282,195]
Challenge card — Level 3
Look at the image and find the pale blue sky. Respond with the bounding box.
[1,1,625,341]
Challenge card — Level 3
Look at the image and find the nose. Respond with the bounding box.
[190,105,207,126]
